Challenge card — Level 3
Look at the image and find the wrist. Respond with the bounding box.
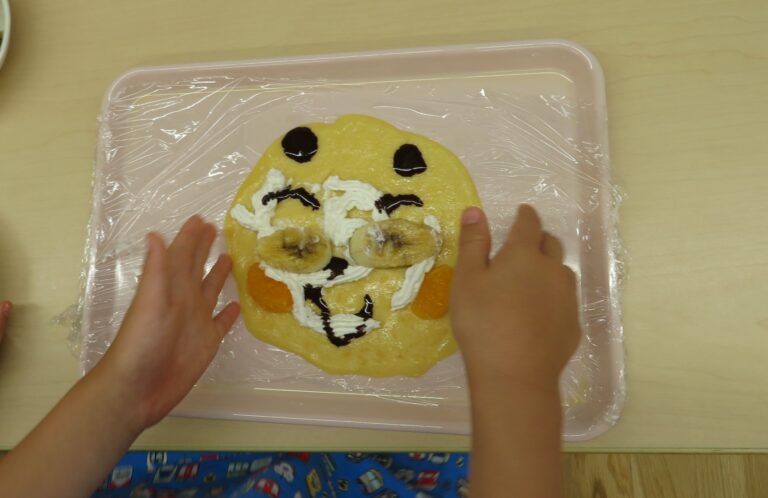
[467,372,563,444]
[84,362,148,437]
[463,360,561,400]
[469,374,561,409]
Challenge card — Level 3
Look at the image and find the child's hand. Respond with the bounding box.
[0,220,238,498]
[97,216,240,430]
[451,205,581,394]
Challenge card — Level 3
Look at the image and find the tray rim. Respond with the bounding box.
[83,38,623,442]
[100,39,606,111]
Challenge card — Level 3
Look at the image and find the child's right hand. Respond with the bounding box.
[451,205,581,394]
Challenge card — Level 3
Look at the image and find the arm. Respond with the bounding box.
[451,206,581,498]
[0,216,240,498]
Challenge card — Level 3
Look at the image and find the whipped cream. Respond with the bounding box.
[390,256,436,311]
[389,214,442,311]
[230,168,288,238]
[321,176,388,248]
[423,214,441,234]
[230,168,443,338]
[263,262,378,338]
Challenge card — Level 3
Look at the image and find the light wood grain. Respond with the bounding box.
[0,0,767,450]
[563,454,634,498]
[563,454,768,498]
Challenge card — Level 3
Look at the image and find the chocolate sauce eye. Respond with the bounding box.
[282,127,318,163]
[393,144,427,177]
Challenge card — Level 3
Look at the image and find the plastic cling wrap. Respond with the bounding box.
[78,41,625,440]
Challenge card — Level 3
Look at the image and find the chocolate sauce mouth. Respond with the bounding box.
[303,284,374,347]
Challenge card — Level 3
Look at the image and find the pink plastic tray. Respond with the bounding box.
[82,40,624,441]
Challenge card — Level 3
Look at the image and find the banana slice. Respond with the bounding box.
[256,227,332,273]
[349,219,441,268]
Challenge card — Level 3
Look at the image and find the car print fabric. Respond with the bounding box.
[91,451,470,498]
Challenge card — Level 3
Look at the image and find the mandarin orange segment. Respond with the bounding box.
[411,265,453,319]
[247,263,292,313]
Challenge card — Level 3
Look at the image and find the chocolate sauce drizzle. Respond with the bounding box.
[355,295,374,320]
[393,143,428,177]
[375,193,424,216]
[304,284,374,347]
[262,186,321,210]
[323,257,349,280]
[281,126,318,163]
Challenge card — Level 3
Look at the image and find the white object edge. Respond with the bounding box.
[0,0,10,69]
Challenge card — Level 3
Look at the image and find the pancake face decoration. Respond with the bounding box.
[225,115,481,377]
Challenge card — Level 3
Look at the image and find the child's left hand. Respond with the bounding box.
[96,216,240,430]
[0,216,241,498]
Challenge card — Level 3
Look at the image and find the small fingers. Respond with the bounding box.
[505,204,543,249]
[561,265,578,289]
[202,254,233,307]
[193,223,217,280]
[540,232,564,263]
[168,215,204,280]
[455,207,491,277]
[214,302,241,340]
[135,233,169,303]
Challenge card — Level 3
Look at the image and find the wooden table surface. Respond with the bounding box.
[0,0,766,451]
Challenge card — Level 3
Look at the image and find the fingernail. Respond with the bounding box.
[461,207,483,225]
[0,302,11,315]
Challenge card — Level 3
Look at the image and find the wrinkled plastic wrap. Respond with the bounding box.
[76,41,625,440]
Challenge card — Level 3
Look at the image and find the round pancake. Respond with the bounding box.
[225,115,481,377]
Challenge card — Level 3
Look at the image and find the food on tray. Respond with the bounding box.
[225,115,480,376]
